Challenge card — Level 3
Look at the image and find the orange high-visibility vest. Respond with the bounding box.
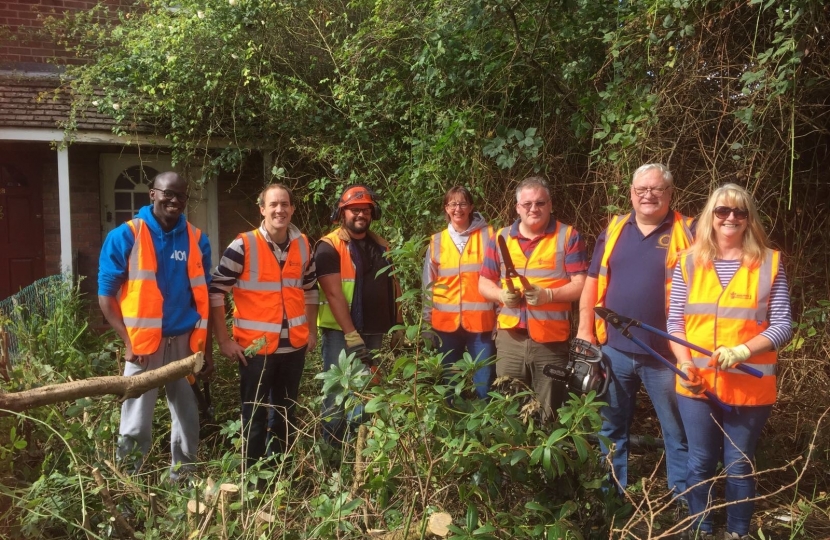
[496,223,573,343]
[232,229,310,354]
[316,230,358,331]
[594,211,693,343]
[120,219,209,355]
[429,225,496,333]
[676,250,780,405]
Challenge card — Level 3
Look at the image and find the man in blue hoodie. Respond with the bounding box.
[98,171,212,482]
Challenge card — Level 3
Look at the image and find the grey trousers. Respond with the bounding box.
[117,334,199,480]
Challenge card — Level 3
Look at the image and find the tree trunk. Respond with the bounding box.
[0,352,204,414]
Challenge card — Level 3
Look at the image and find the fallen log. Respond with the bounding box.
[0,352,203,414]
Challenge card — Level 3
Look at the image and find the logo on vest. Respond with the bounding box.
[730,292,752,300]
[170,250,187,261]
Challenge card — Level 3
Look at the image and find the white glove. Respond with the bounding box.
[499,289,522,308]
[524,284,553,306]
[711,344,751,369]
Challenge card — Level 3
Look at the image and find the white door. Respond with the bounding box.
[99,153,219,268]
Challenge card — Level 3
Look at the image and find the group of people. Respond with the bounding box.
[98,166,791,540]
[421,165,791,539]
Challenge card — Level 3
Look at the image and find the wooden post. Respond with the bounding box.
[0,326,10,382]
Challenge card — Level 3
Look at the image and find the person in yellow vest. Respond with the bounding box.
[478,176,588,419]
[576,163,694,500]
[422,186,497,399]
[667,184,792,540]
[209,184,318,466]
[315,184,401,444]
[98,171,212,482]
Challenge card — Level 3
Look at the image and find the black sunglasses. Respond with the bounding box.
[713,206,748,220]
[151,188,189,202]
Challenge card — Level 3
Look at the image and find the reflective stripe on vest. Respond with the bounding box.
[429,226,496,333]
[120,219,209,355]
[594,211,693,343]
[677,250,779,405]
[496,223,572,343]
[317,230,357,331]
[232,229,310,354]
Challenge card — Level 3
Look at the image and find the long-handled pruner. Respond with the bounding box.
[594,307,763,378]
[497,235,532,293]
[594,307,733,412]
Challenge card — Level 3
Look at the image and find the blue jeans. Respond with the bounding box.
[239,347,306,467]
[434,329,495,399]
[599,345,688,496]
[678,395,771,535]
[321,329,384,445]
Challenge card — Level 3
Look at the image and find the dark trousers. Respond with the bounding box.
[239,347,307,466]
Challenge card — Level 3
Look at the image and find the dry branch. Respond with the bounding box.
[0,352,203,414]
[92,467,135,539]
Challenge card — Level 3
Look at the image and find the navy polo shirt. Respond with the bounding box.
[588,211,681,357]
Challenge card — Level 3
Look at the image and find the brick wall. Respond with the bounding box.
[0,0,130,66]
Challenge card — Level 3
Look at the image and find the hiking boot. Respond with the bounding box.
[722,533,751,540]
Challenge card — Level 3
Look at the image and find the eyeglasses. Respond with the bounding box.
[632,186,668,197]
[445,202,470,209]
[713,206,749,220]
[151,188,189,202]
[347,207,373,216]
[518,200,550,210]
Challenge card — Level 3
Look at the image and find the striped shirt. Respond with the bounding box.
[209,223,318,353]
[666,257,792,349]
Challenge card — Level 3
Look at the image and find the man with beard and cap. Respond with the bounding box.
[209,183,318,467]
[98,171,211,482]
[315,184,401,445]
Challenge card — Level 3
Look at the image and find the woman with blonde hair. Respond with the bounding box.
[666,183,792,539]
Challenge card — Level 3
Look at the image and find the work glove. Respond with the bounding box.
[524,284,554,306]
[678,361,705,395]
[421,330,440,351]
[499,288,523,309]
[710,344,751,370]
[344,330,373,367]
[389,328,406,351]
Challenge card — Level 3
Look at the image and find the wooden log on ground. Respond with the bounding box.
[0,352,203,414]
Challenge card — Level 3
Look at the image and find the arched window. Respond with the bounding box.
[113,166,157,226]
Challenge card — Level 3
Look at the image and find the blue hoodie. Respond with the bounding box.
[98,205,212,337]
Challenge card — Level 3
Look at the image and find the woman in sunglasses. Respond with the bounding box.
[421,186,497,399]
[665,183,792,539]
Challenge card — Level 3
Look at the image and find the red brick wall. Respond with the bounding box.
[1,0,130,66]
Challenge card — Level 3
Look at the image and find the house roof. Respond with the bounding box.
[0,71,152,134]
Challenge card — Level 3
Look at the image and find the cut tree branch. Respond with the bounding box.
[0,352,204,414]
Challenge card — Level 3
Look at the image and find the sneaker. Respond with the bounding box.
[723,533,751,540]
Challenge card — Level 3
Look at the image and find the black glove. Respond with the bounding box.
[345,343,373,368]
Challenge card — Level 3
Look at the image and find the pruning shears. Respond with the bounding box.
[594,307,763,378]
[594,307,735,412]
[497,234,532,293]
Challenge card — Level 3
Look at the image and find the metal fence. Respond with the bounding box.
[0,274,67,366]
